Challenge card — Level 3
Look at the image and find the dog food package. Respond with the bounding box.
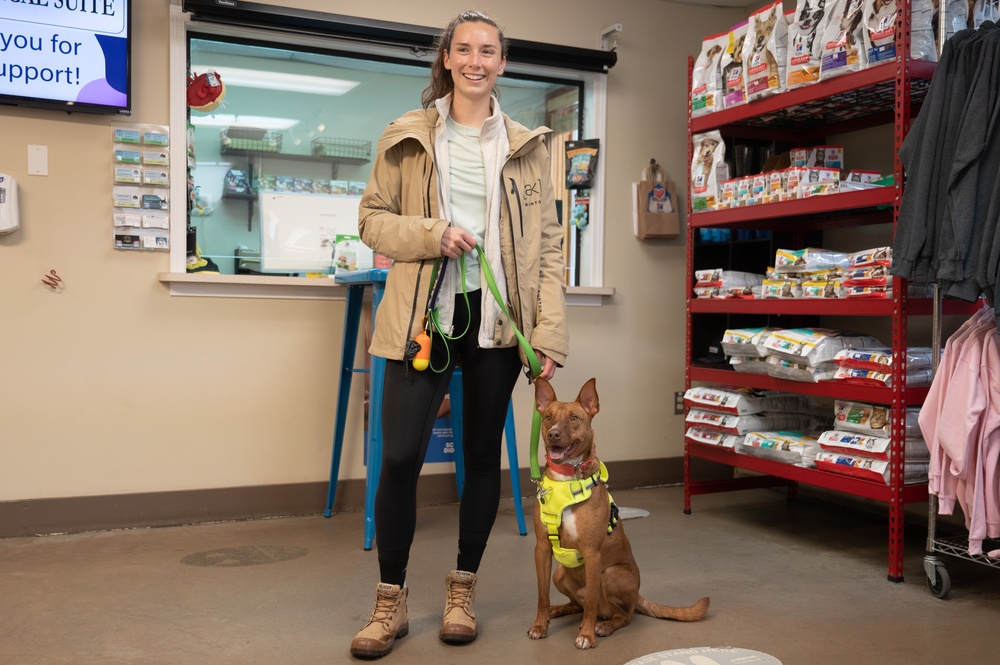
[843,265,890,286]
[787,0,830,89]
[721,21,750,108]
[730,355,772,374]
[833,347,933,371]
[683,386,813,415]
[743,3,789,101]
[687,409,820,435]
[832,366,933,388]
[685,427,744,449]
[843,284,893,298]
[863,0,898,66]
[761,279,803,299]
[762,328,883,367]
[774,247,850,273]
[739,431,822,467]
[818,430,929,461]
[722,327,774,357]
[814,451,929,484]
[800,280,843,298]
[765,355,840,382]
[690,131,726,212]
[694,269,764,289]
[833,400,921,438]
[846,246,892,269]
[692,31,729,117]
[819,0,868,80]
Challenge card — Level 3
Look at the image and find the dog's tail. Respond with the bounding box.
[635,595,710,622]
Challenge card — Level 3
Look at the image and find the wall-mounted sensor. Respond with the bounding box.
[0,174,20,234]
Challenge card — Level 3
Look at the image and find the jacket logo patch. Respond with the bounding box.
[522,178,542,207]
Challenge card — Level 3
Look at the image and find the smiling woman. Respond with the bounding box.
[171,3,610,291]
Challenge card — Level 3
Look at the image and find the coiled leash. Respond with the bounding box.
[409,245,544,481]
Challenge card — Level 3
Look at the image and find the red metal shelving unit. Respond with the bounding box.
[683,4,934,583]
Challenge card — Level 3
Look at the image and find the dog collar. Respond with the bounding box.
[545,455,595,478]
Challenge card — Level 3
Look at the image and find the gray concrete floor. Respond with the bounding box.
[1,485,998,664]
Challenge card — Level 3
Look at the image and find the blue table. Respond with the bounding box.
[324,268,528,550]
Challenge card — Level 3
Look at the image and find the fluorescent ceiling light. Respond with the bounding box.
[197,66,359,95]
[189,114,300,130]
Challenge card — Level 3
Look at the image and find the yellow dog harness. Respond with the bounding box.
[536,461,619,568]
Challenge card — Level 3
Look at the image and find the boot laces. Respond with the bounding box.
[447,578,474,612]
[369,590,399,627]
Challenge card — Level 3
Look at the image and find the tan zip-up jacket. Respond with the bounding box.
[358,106,568,369]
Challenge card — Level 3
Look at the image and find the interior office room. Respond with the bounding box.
[1,0,998,663]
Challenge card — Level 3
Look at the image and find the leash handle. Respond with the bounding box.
[474,245,543,480]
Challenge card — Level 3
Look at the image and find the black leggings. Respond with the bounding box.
[374,290,522,586]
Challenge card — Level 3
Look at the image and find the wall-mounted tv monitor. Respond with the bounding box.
[0,0,132,116]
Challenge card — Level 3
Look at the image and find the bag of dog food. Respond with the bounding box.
[774,247,850,273]
[817,430,929,461]
[690,131,726,212]
[814,451,928,484]
[739,431,822,467]
[819,0,867,80]
[862,0,897,65]
[743,2,789,101]
[684,386,814,415]
[762,327,883,367]
[833,400,921,438]
[685,427,744,449]
[721,21,750,108]
[686,408,820,435]
[692,31,728,117]
[722,327,774,357]
[787,0,830,88]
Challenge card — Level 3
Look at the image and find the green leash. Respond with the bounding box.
[474,245,544,481]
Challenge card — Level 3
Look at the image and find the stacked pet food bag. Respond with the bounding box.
[814,400,930,485]
[688,0,940,214]
[683,386,827,467]
[693,245,924,301]
[690,325,934,481]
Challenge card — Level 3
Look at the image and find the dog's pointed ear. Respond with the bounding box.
[577,378,599,416]
[534,378,556,413]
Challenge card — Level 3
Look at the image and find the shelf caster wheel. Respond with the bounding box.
[926,562,951,599]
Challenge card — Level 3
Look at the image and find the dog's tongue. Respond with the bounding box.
[550,443,574,461]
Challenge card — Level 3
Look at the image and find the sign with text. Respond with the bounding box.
[0,0,131,114]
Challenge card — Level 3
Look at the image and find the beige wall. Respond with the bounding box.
[0,0,746,502]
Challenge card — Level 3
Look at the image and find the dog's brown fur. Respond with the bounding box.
[527,379,709,650]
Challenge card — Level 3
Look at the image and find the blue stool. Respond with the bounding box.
[324,269,388,553]
[324,269,528,548]
[448,369,528,537]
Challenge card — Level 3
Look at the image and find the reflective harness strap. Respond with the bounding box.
[536,462,618,568]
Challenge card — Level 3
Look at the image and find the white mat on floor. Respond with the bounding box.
[617,506,650,520]
[624,646,782,665]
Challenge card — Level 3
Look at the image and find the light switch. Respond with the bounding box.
[28,145,48,176]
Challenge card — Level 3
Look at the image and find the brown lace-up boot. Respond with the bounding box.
[439,570,478,643]
[350,583,408,658]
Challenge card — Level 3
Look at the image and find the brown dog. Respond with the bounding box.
[527,378,709,650]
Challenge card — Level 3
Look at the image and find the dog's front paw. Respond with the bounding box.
[574,633,598,650]
[527,624,549,640]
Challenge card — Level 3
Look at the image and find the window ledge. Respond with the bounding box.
[159,272,615,304]
[566,285,615,307]
[158,272,347,299]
